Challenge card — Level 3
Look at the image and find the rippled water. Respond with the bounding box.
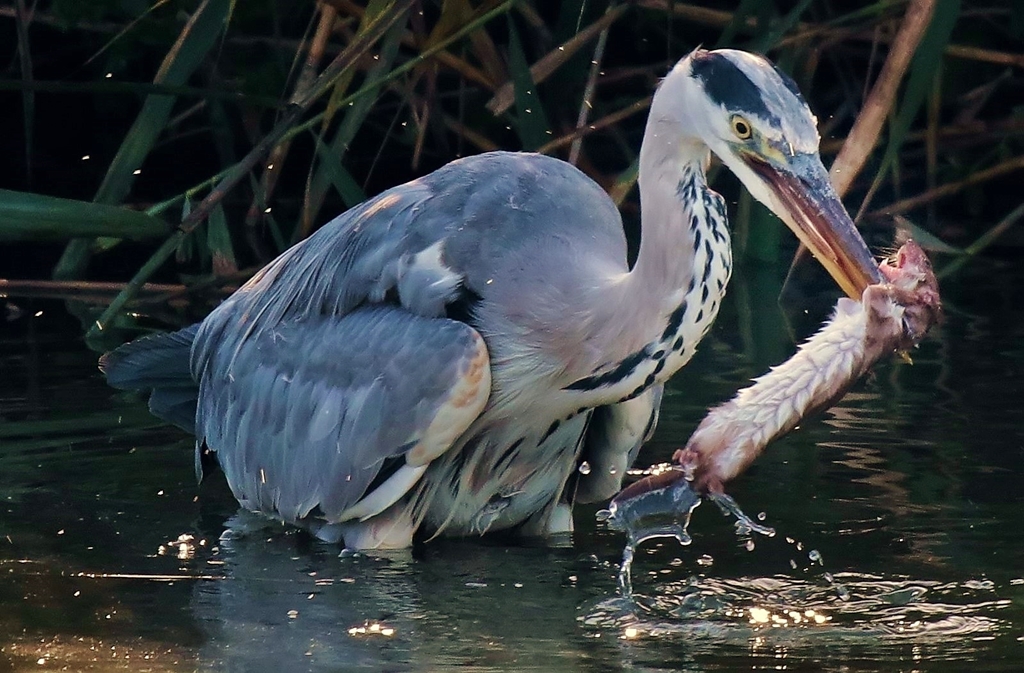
[2,257,1023,671]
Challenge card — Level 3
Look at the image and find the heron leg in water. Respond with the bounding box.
[311,502,416,550]
[520,501,574,537]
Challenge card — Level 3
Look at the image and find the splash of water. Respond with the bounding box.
[591,478,1012,654]
[708,492,776,538]
[580,571,1011,653]
[598,475,774,596]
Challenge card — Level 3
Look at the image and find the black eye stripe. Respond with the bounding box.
[691,51,780,126]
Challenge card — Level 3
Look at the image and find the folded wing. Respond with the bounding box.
[193,306,490,525]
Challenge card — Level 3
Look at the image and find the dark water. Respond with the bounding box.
[2,256,1023,672]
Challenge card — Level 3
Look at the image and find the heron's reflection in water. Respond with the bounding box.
[190,523,624,672]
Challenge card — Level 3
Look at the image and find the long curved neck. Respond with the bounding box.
[567,81,733,404]
[631,114,711,297]
[605,80,730,348]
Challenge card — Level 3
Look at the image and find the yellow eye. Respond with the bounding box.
[731,115,752,140]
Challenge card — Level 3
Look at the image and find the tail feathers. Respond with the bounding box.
[100,324,201,433]
[100,324,199,389]
[148,386,199,434]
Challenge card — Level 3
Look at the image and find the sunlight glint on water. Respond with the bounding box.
[581,571,1011,655]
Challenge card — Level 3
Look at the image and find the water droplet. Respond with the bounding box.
[808,549,823,565]
[578,461,592,475]
[757,511,767,521]
[789,559,798,569]
[745,539,755,552]
[697,554,714,567]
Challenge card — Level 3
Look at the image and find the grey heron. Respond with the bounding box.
[102,48,881,549]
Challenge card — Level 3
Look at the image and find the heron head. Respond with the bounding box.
[670,48,880,298]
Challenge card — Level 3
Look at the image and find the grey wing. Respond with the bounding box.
[575,384,663,504]
[193,306,490,524]
[192,152,629,350]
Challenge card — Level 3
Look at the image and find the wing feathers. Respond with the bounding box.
[337,464,428,522]
[183,152,632,528]
[193,306,490,525]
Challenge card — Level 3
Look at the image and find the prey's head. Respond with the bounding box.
[668,48,881,298]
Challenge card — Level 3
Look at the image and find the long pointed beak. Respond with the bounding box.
[743,152,881,299]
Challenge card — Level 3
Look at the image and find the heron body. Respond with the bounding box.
[102,49,880,549]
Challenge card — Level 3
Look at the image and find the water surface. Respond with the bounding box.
[1,257,1022,671]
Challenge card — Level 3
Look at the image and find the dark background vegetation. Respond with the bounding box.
[1,0,1023,343]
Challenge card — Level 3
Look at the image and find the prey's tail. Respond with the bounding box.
[100,324,201,434]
